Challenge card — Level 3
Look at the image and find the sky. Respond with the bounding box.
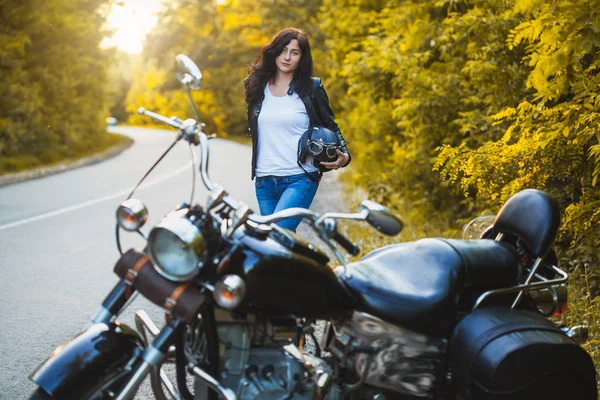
[101,0,163,54]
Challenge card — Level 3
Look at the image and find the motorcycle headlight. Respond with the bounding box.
[147,212,207,281]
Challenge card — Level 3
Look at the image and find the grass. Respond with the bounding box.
[558,265,600,392]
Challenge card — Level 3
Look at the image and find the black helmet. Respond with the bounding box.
[298,126,340,173]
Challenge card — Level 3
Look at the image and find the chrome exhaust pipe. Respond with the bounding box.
[530,284,568,316]
[563,325,590,344]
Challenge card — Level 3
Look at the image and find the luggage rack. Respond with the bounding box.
[473,232,569,311]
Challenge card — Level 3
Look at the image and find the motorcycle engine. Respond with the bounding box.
[186,312,329,400]
[324,312,446,398]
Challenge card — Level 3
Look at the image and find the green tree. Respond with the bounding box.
[108,50,138,123]
[125,0,323,138]
[435,0,600,262]
[0,0,117,171]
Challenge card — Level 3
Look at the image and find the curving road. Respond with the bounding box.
[0,126,346,399]
[0,126,260,398]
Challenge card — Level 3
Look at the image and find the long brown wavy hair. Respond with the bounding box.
[244,28,314,108]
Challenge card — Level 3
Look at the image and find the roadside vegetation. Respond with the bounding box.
[0,1,126,176]
[2,0,598,389]
[0,132,127,175]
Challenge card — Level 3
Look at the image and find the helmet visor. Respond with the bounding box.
[307,140,338,158]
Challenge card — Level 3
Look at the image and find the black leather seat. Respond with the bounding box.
[340,238,521,337]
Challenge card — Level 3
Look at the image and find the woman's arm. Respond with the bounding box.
[313,81,351,168]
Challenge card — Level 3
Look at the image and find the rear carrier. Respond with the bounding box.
[448,307,596,400]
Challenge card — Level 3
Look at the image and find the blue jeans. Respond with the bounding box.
[255,173,319,232]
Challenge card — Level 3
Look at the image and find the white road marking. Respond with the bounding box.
[0,161,193,231]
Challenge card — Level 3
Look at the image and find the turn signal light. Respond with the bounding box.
[214,275,246,309]
[116,199,148,231]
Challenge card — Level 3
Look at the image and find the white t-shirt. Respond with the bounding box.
[255,84,317,177]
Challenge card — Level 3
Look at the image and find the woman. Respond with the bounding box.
[245,27,351,232]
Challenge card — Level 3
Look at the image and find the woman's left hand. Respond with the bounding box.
[320,149,350,170]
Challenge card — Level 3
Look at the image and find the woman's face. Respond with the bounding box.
[275,39,302,75]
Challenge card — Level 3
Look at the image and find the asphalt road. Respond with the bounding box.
[0,126,346,399]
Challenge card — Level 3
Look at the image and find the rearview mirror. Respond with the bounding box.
[359,200,403,236]
[176,54,202,90]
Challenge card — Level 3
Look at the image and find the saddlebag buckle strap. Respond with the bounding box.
[124,270,138,286]
[124,255,150,298]
[163,297,176,314]
[163,282,191,320]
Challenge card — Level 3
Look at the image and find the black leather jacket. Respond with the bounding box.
[247,78,351,179]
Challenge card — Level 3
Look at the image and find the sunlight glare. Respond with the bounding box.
[102,0,163,54]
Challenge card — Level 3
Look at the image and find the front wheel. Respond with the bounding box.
[187,304,219,400]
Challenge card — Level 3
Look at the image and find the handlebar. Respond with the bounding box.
[248,207,319,225]
[138,108,183,130]
[333,231,360,256]
[136,107,367,264]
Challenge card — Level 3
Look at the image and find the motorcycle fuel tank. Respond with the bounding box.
[220,226,356,319]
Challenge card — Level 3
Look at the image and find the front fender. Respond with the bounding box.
[30,322,144,399]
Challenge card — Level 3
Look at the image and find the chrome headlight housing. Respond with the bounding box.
[147,210,207,281]
[116,199,148,231]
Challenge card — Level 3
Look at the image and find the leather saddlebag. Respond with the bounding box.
[448,307,597,400]
[114,249,206,324]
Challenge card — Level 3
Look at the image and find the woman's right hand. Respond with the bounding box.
[320,149,350,170]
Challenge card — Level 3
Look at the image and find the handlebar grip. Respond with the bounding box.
[333,231,360,256]
[138,107,182,129]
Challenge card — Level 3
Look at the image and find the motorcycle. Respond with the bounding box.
[29,54,597,400]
